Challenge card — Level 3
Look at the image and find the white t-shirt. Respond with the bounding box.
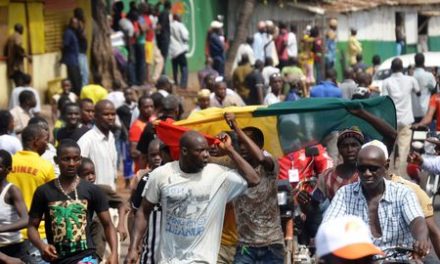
[262,66,280,86]
[263,92,281,105]
[143,161,247,263]
[0,134,22,155]
[382,72,420,126]
[107,91,125,109]
[287,32,298,58]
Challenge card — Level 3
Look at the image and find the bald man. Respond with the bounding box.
[78,100,117,189]
[324,144,429,260]
[126,131,260,264]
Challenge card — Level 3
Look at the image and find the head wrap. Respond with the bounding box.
[337,127,365,147]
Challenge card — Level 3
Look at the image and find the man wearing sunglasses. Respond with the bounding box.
[323,142,430,261]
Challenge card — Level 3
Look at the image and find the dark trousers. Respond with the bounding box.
[213,56,225,76]
[233,244,284,264]
[67,64,82,96]
[134,43,146,85]
[171,52,188,89]
[127,44,136,86]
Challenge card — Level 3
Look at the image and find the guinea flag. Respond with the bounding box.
[173,96,397,158]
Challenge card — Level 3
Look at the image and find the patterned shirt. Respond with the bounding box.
[319,167,359,200]
[234,154,284,246]
[323,179,424,250]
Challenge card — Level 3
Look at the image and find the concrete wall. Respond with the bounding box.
[0,52,66,108]
[0,62,8,108]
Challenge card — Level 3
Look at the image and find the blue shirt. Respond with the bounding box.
[61,28,79,66]
[323,180,424,250]
[310,81,342,98]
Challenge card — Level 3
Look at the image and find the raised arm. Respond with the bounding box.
[224,112,274,171]
[217,133,260,187]
[348,107,397,154]
[0,186,28,233]
[125,199,155,264]
[97,211,118,264]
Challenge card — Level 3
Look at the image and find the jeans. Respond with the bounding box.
[396,41,405,56]
[78,53,89,87]
[233,244,284,264]
[171,52,188,88]
[23,239,49,264]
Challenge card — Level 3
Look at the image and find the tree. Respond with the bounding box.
[91,0,124,89]
[224,0,256,81]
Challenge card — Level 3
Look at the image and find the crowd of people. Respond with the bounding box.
[3,1,440,264]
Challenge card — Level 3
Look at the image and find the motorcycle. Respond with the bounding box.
[278,145,325,264]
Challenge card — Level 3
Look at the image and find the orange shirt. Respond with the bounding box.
[428,94,440,130]
[220,203,238,246]
[129,119,147,172]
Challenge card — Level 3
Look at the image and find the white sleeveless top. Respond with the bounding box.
[0,183,22,246]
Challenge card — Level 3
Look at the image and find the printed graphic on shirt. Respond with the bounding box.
[48,199,88,257]
[164,186,209,237]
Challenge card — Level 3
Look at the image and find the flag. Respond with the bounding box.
[155,119,220,160]
[175,96,397,158]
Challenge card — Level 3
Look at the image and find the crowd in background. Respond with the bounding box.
[3,1,440,264]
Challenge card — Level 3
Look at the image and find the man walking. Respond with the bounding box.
[412,53,436,122]
[224,113,284,263]
[125,130,260,263]
[28,141,118,263]
[78,100,117,190]
[169,14,189,89]
[156,1,171,72]
[4,23,31,86]
[62,18,82,95]
[382,58,420,177]
[7,124,56,263]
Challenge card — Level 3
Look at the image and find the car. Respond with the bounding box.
[371,52,440,93]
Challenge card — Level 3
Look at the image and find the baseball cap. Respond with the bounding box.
[316,215,384,260]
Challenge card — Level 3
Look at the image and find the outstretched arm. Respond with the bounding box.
[415,106,436,128]
[224,112,274,171]
[97,211,118,264]
[349,108,397,153]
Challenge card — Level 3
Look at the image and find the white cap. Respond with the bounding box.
[210,20,223,29]
[362,140,389,159]
[316,215,383,259]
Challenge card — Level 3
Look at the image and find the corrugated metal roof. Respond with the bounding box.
[295,0,440,14]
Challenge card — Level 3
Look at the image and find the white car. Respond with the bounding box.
[371,52,440,93]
